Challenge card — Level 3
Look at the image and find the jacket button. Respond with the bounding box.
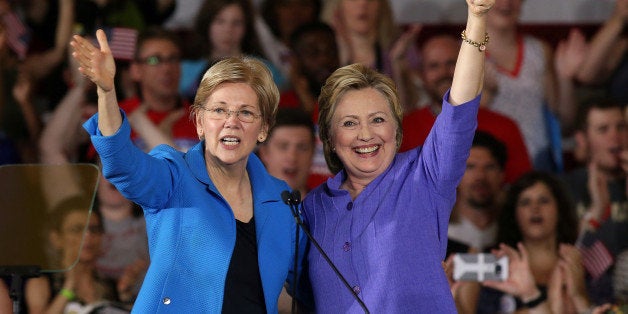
[352,285,361,294]
[163,297,171,305]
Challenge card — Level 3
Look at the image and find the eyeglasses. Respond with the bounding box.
[135,55,181,66]
[201,107,262,123]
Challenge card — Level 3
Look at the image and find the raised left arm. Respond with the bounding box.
[450,0,494,105]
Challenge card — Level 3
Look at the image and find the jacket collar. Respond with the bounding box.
[184,141,282,205]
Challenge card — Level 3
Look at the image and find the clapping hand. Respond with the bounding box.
[555,29,588,80]
[70,29,116,92]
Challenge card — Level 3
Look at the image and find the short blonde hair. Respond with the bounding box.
[191,57,279,130]
[318,63,402,174]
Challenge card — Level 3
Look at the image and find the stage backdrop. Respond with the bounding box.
[392,0,615,24]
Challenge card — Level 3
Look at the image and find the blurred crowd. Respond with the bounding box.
[0,0,626,313]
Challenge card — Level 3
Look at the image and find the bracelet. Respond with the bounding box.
[516,289,547,309]
[461,30,490,52]
[60,288,76,301]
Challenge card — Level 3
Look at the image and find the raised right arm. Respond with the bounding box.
[577,0,628,84]
[70,29,121,135]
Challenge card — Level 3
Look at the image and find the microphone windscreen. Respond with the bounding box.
[292,190,301,204]
[281,190,292,205]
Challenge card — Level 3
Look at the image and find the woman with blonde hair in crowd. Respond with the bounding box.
[71,27,307,311]
[320,0,421,112]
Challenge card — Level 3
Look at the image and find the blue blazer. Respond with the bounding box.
[84,113,307,313]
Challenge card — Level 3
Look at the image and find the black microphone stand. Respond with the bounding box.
[282,191,370,314]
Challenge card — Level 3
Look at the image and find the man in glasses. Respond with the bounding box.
[121,27,199,153]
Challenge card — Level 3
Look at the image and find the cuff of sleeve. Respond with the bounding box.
[82,109,133,158]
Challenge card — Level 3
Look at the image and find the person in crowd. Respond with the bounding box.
[121,27,199,153]
[5,0,75,113]
[180,0,288,101]
[39,50,149,304]
[400,33,531,184]
[280,22,340,189]
[484,0,579,171]
[561,97,628,305]
[25,197,127,313]
[71,29,307,312]
[256,0,322,82]
[448,131,507,255]
[301,0,494,311]
[320,0,421,112]
[475,171,589,313]
[576,0,628,105]
[0,3,44,163]
[281,22,339,116]
[613,249,628,304]
[258,107,315,198]
[257,107,316,313]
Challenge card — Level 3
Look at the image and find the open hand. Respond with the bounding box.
[70,29,115,92]
[555,28,588,79]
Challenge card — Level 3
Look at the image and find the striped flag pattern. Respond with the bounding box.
[91,27,138,61]
[2,11,30,60]
[577,233,614,281]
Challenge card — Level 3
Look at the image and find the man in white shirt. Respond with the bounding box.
[448,131,507,253]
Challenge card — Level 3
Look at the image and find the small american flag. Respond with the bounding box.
[2,11,30,60]
[577,233,614,281]
[93,27,138,61]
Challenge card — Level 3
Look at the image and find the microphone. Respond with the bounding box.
[281,190,294,206]
[282,190,370,314]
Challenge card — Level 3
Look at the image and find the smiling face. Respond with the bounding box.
[515,182,559,242]
[330,87,397,183]
[196,82,267,169]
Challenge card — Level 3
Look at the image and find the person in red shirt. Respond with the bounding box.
[402,34,531,183]
[121,27,198,153]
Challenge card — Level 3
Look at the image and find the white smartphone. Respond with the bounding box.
[453,253,508,282]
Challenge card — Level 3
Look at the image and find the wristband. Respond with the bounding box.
[516,289,547,309]
[60,288,76,301]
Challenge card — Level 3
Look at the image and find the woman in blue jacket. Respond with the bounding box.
[71,31,307,313]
